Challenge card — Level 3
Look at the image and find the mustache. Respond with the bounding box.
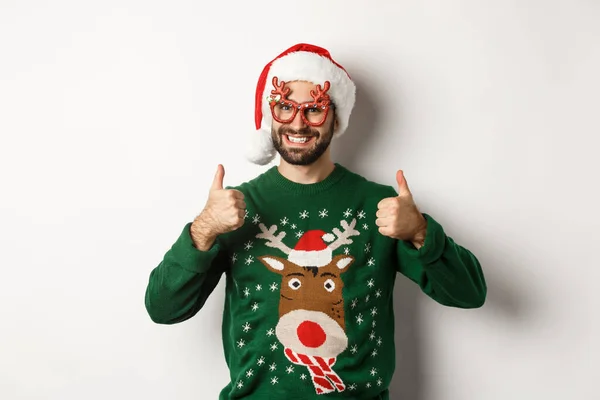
[277,126,319,137]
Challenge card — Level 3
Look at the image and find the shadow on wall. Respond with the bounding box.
[330,71,426,400]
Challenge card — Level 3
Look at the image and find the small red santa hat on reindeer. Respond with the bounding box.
[247,43,357,165]
[288,229,336,267]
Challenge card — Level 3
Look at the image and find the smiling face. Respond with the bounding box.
[270,80,338,166]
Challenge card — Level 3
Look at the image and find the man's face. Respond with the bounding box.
[270,80,336,166]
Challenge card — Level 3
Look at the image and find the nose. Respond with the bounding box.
[297,320,326,348]
[289,108,306,130]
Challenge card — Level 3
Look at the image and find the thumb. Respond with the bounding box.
[211,164,225,190]
[396,170,411,196]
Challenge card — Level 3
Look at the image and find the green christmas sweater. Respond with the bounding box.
[145,164,486,399]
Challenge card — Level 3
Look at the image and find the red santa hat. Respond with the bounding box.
[246,43,357,165]
[288,229,336,267]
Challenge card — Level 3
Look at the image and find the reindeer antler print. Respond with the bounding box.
[256,223,292,255]
[328,218,360,251]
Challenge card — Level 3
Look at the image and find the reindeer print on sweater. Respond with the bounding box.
[256,219,360,394]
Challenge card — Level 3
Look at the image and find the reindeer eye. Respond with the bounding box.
[288,278,301,290]
[324,279,335,292]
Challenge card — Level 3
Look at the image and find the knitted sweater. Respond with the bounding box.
[145,163,486,399]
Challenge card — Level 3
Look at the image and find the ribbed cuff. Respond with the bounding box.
[169,222,222,274]
[397,214,446,265]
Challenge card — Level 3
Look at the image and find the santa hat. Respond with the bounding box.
[246,43,356,165]
[288,230,336,267]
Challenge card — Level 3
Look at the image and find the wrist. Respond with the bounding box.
[191,214,218,251]
[409,218,428,249]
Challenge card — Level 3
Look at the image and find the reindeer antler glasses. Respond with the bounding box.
[266,76,333,127]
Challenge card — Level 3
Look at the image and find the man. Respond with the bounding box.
[145,43,486,399]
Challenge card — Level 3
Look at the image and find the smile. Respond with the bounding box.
[284,135,316,146]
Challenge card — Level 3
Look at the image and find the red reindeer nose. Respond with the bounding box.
[297,321,327,348]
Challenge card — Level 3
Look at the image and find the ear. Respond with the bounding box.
[332,254,354,272]
[257,255,288,274]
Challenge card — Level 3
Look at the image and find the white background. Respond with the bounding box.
[1,1,598,399]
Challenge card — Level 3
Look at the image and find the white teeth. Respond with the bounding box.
[287,135,309,143]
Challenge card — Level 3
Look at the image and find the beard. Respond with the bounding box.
[271,121,334,166]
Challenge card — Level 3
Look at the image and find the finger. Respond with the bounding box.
[231,190,245,201]
[211,164,225,190]
[396,170,411,197]
[377,197,396,210]
[375,217,393,227]
[235,200,246,210]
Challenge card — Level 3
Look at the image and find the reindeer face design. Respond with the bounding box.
[255,220,360,361]
[258,253,355,358]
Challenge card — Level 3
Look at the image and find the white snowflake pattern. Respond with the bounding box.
[362,223,369,230]
[370,367,378,376]
[375,289,382,298]
[257,357,265,366]
[280,217,289,226]
[367,279,375,288]
[299,210,309,219]
[256,284,262,291]
[348,383,357,390]
[244,210,249,219]
[371,307,378,317]
[237,339,246,348]
[377,378,383,386]
[269,363,277,371]
[246,369,254,378]
[366,382,372,388]
[296,230,304,238]
[351,299,358,309]
[237,380,244,389]
[343,208,353,218]
[285,365,294,374]
[242,322,251,333]
[231,253,238,263]
[367,258,375,267]
[319,209,328,218]
[269,282,278,292]
[371,349,378,357]
[252,215,261,224]
[366,294,371,302]
[377,337,383,346]
[271,377,279,385]
[300,374,308,380]
[244,241,253,250]
[251,302,259,312]
[372,320,377,328]
[290,223,297,229]
[369,331,376,340]
[350,345,358,354]
[365,243,371,253]
[245,256,254,265]
[266,328,275,337]
[270,342,278,351]
[357,210,366,219]
[356,314,364,325]
[344,247,350,255]
[243,287,250,297]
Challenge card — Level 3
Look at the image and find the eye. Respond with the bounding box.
[288,278,302,290]
[306,107,320,113]
[324,279,335,292]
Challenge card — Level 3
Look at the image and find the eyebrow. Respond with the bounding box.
[286,272,305,277]
[320,272,337,278]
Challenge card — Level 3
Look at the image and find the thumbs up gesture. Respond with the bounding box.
[376,170,428,248]
[191,165,246,250]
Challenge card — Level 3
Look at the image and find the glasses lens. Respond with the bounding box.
[272,103,296,122]
[303,106,327,125]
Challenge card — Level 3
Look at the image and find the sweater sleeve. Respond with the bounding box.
[395,213,487,308]
[144,222,228,324]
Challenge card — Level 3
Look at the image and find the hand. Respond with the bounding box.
[376,170,428,248]
[191,164,246,250]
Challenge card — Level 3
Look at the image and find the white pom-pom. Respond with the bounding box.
[322,233,335,242]
[245,127,276,165]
